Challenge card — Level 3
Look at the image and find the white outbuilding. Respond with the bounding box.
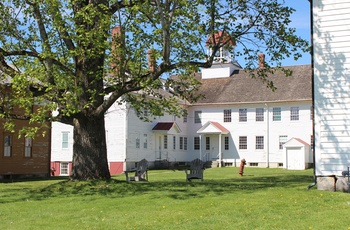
[283,138,312,170]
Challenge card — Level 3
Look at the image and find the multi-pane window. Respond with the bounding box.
[273,107,281,121]
[62,132,69,149]
[136,137,140,148]
[143,109,149,117]
[179,136,187,150]
[310,135,314,150]
[136,108,149,118]
[164,135,168,149]
[206,137,210,150]
[24,137,32,158]
[239,109,247,122]
[183,110,188,123]
[239,136,247,149]
[224,109,232,122]
[290,107,299,120]
[194,137,200,150]
[310,106,313,120]
[224,136,229,150]
[256,108,264,121]
[279,135,288,150]
[143,134,148,149]
[60,162,69,175]
[173,136,176,150]
[4,135,12,157]
[194,111,202,123]
[256,136,264,149]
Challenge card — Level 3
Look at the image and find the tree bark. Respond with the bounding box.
[71,114,110,180]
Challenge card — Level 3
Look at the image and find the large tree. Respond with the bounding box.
[0,0,308,180]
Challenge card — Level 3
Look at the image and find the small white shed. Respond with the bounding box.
[283,138,312,170]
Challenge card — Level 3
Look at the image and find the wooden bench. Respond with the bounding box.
[185,158,204,182]
[124,159,148,182]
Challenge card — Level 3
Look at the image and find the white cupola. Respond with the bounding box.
[202,31,241,79]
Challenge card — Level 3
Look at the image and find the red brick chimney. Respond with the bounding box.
[111,26,124,74]
[148,49,156,72]
[258,53,265,68]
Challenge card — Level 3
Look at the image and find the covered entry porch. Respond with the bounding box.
[197,121,230,167]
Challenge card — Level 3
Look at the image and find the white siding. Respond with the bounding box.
[105,102,127,162]
[50,122,73,162]
[125,106,189,163]
[313,0,350,176]
[187,102,312,166]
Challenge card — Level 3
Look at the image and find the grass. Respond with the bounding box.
[0,167,350,230]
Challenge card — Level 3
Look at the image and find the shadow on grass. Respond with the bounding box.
[0,169,314,203]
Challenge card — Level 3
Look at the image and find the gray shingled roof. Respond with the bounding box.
[194,64,311,104]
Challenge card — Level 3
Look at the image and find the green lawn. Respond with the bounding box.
[0,167,349,230]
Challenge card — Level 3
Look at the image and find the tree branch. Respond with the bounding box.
[109,0,148,14]
[27,1,56,85]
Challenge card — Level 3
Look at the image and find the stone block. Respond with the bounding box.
[336,176,350,192]
[317,176,335,191]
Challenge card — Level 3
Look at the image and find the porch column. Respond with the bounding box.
[219,133,222,167]
[199,134,202,161]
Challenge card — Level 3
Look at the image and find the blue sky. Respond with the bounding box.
[284,0,311,66]
[235,1,311,67]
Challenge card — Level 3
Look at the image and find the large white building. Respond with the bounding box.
[312,0,350,191]
[51,33,313,176]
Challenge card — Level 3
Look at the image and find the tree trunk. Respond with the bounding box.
[71,114,110,180]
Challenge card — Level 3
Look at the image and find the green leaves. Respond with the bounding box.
[0,0,309,131]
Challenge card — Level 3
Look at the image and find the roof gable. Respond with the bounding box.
[284,138,310,147]
[152,122,181,134]
[197,121,229,134]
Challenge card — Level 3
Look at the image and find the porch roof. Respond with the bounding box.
[197,121,230,134]
[152,122,181,134]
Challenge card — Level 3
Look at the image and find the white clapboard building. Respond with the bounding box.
[51,32,312,176]
[312,0,350,191]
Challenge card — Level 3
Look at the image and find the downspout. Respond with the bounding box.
[219,133,222,167]
[124,104,129,171]
[265,103,270,168]
[308,0,317,190]
[199,134,202,161]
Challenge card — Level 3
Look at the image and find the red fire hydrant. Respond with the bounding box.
[239,158,246,176]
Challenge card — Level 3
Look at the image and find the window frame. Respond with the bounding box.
[61,132,69,149]
[179,137,183,150]
[256,136,264,150]
[4,135,12,157]
[239,136,247,150]
[143,134,148,149]
[173,136,176,150]
[273,107,281,121]
[279,135,288,150]
[194,137,200,150]
[194,111,202,123]
[256,108,264,121]
[24,137,32,158]
[239,108,247,122]
[136,137,140,149]
[183,110,188,123]
[206,136,210,150]
[60,162,69,176]
[224,136,229,150]
[223,109,232,122]
[164,135,168,149]
[290,107,299,121]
